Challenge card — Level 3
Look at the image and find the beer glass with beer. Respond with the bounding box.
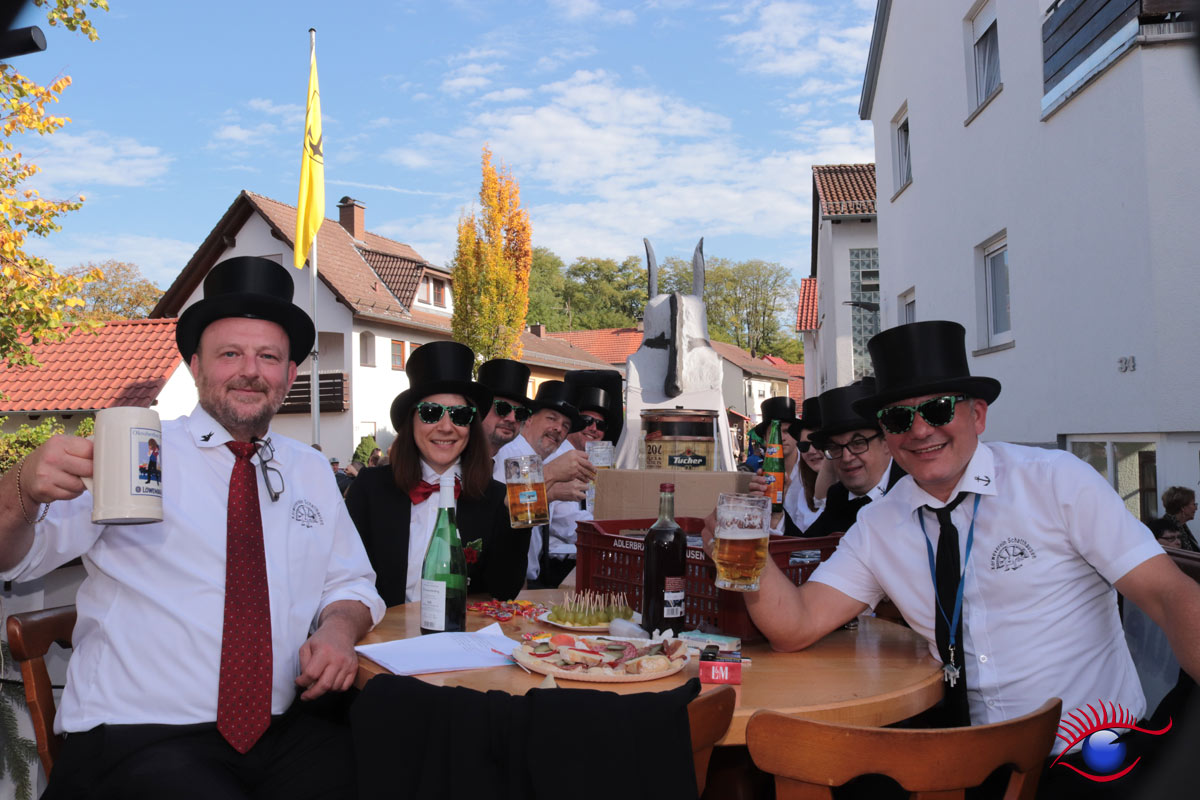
[504,454,550,528]
[712,493,770,591]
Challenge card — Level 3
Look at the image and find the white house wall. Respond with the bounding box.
[868,4,1199,463]
[815,217,878,392]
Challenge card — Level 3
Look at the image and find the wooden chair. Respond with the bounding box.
[746,697,1062,800]
[5,604,77,778]
[1165,545,1200,584]
[687,684,736,794]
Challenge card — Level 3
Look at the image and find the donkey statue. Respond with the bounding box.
[613,238,737,470]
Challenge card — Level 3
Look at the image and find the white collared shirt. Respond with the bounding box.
[2,405,385,733]
[809,442,1161,753]
[405,461,461,603]
[783,463,822,532]
[545,439,590,560]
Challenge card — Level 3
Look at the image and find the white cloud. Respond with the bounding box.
[548,0,636,24]
[480,87,533,103]
[30,233,198,289]
[211,122,278,146]
[28,132,172,196]
[722,1,871,83]
[246,98,305,126]
[441,62,504,96]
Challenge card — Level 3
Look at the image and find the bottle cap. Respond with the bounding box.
[660,483,674,492]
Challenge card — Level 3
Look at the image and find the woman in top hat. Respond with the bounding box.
[345,341,531,607]
[787,397,831,533]
[753,397,828,536]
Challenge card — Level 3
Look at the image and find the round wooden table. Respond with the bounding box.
[356,589,944,746]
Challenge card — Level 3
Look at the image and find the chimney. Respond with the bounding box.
[529,323,546,338]
[337,196,365,240]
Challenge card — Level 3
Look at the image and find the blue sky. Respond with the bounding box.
[13,0,877,290]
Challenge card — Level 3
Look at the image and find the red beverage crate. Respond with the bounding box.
[575,517,842,641]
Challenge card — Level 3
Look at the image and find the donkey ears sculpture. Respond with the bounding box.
[644,237,705,299]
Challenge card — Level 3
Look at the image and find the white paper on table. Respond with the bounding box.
[354,622,518,676]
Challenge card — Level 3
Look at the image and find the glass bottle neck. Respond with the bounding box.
[656,491,675,526]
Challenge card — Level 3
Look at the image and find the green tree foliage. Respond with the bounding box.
[0,0,109,369]
[0,415,93,472]
[561,255,646,330]
[65,260,162,321]
[450,146,532,361]
[351,434,379,465]
[525,247,569,331]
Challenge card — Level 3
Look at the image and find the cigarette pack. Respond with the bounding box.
[698,646,743,685]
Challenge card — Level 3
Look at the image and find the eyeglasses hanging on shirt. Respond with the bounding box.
[251,437,285,502]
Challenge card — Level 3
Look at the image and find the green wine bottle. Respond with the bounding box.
[420,474,467,634]
[763,419,785,514]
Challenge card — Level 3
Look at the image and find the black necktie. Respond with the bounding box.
[928,491,971,727]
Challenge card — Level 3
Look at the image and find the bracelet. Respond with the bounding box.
[15,459,50,525]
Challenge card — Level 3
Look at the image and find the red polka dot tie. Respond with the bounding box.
[218,441,273,753]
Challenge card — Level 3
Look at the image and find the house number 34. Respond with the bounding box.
[1118,357,1136,373]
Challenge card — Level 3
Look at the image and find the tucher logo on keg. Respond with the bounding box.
[667,448,707,468]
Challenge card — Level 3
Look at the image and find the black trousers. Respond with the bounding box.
[43,697,355,800]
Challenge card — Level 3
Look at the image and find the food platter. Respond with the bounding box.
[535,611,609,633]
[511,634,689,684]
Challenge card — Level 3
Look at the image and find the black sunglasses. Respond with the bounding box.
[822,432,882,460]
[580,416,608,432]
[415,402,477,427]
[492,400,531,422]
[877,395,969,435]
[796,441,813,454]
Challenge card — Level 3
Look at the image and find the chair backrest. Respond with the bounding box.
[5,604,77,778]
[746,697,1062,800]
[687,685,736,794]
[1166,546,1200,584]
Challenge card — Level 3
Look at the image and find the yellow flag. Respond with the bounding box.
[294,42,324,269]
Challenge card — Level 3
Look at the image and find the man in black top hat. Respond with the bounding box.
[478,358,534,457]
[564,369,624,452]
[800,379,905,539]
[0,256,383,799]
[713,321,1200,795]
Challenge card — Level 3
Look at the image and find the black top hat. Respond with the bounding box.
[389,341,492,431]
[753,396,796,439]
[811,379,880,446]
[564,369,623,444]
[478,358,532,406]
[851,321,1002,416]
[788,396,822,440]
[530,380,580,428]
[176,256,316,365]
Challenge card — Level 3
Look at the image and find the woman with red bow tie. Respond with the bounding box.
[346,341,531,607]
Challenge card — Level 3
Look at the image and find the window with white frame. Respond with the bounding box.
[899,288,916,324]
[975,235,1012,348]
[968,1,1001,111]
[891,105,912,192]
[359,331,376,367]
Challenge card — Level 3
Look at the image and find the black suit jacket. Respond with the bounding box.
[797,460,907,539]
[345,465,531,607]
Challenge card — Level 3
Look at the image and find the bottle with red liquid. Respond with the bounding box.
[641,483,687,634]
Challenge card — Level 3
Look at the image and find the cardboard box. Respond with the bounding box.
[594,469,752,520]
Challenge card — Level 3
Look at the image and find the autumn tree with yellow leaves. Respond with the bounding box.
[450,146,532,363]
[0,0,108,369]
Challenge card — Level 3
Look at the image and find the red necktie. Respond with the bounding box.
[408,476,462,505]
[217,441,273,753]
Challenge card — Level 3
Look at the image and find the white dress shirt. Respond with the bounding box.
[2,405,385,733]
[405,461,461,603]
[809,442,1161,753]
[783,463,823,532]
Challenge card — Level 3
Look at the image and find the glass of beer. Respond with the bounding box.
[584,440,614,513]
[712,493,770,592]
[504,454,550,528]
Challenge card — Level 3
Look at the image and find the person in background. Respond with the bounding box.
[721,321,1200,798]
[563,369,624,453]
[0,256,383,799]
[331,457,353,495]
[800,379,906,539]
[367,448,382,467]
[478,358,534,458]
[786,396,832,533]
[743,437,763,472]
[495,381,592,588]
[1150,486,1199,551]
[345,341,530,608]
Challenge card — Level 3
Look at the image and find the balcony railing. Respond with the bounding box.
[279,371,348,414]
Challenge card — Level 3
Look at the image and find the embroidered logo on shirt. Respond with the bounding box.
[291,500,323,528]
[989,537,1036,571]
[974,474,992,486]
[201,432,213,442]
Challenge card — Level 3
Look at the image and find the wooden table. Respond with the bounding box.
[356,589,944,746]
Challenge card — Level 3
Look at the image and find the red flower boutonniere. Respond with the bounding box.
[464,538,483,565]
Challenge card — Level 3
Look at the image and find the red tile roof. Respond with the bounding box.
[0,319,182,413]
[545,328,643,365]
[812,164,876,217]
[709,341,790,379]
[520,332,618,372]
[796,277,818,332]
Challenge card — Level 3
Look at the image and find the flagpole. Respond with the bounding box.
[306,27,321,447]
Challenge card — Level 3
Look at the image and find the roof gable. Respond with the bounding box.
[0,319,181,413]
[812,164,877,217]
